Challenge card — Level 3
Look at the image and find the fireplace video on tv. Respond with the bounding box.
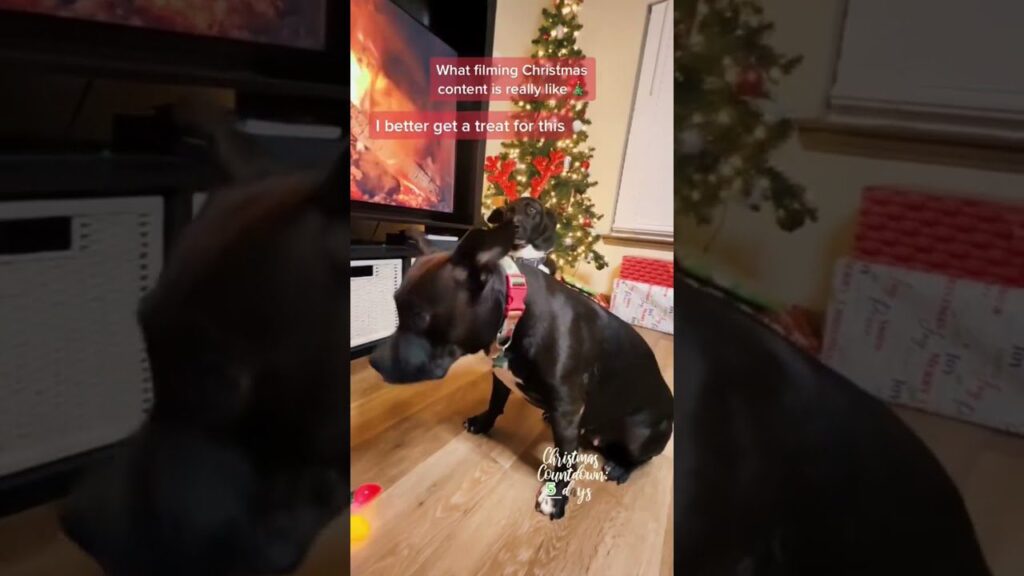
[350,0,457,213]
[0,0,327,49]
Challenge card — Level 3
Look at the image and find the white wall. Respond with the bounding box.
[678,0,1024,310]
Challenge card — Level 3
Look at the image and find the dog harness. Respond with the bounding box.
[510,244,552,275]
[513,256,550,274]
[491,257,528,369]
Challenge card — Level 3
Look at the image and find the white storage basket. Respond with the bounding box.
[350,259,402,348]
[0,197,162,476]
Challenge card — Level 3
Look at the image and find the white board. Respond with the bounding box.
[611,0,674,239]
[832,0,1024,123]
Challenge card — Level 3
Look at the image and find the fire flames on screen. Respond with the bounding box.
[0,0,326,49]
[350,0,456,213]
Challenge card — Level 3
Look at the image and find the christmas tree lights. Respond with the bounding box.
[676,0,817,232]
[483,0,607,272]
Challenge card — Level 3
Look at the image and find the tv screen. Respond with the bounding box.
[0,0,326,50]
[350,0,457,214]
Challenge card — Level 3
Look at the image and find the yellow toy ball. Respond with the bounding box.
[351,514,371,542]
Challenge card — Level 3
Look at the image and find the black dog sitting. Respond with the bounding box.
[370,223,673,520]
[678,265,991,575]
[486,196,558,274]
[60,112,347,576]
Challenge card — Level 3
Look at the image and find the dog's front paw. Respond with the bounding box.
[535,483,568,520]
[464,412,496,435]
[603,461,632,485]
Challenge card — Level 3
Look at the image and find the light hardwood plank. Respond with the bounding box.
[350,328,676,576]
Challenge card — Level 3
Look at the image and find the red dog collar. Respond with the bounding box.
[494,257,528,351]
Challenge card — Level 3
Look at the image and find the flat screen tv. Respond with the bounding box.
[350,0,465,225]
[0,0,326,49]
[0,0,346,93]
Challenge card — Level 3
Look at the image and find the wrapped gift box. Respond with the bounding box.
[854,186,1024,287]
[610,257,674,334]
[822,258,1024,435]
[823,187,1024,434]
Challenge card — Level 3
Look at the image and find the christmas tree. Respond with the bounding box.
[676,0,817,232]
[483,0,607,271]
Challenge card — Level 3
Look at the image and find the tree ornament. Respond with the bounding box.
[583,217,593,228]
[753,177,771,199]
[735,67,765,97]
[756,99,782,122]
[703,77,726,90]
[581,160,590,171]
[553,25,566,38]
[747,177,770,210]
[722,57,739,83]
[572,119,585,132]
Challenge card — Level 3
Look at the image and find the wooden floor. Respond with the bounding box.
[0,503,348,576]
[349,327,676,576]
[4,326,1024,575]
[895,407,1024,576]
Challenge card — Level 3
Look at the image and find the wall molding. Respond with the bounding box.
[796,118,1024,174]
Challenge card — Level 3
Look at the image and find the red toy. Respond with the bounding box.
[350,483,383,543]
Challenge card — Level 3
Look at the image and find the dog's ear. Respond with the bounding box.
[405,229,439,255]
[453,222,516,270]
[535,208,558,252]
[486,206,507,225]
[169,99,280,184]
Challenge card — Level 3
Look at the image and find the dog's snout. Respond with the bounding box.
[512,215,525,233]
[368,331,456,385]
[369,336,408,383]
[368,341,388,375]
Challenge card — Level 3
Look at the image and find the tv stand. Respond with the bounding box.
[0,163,175,516]
[351,242,417,261]
[350,243,416,360]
